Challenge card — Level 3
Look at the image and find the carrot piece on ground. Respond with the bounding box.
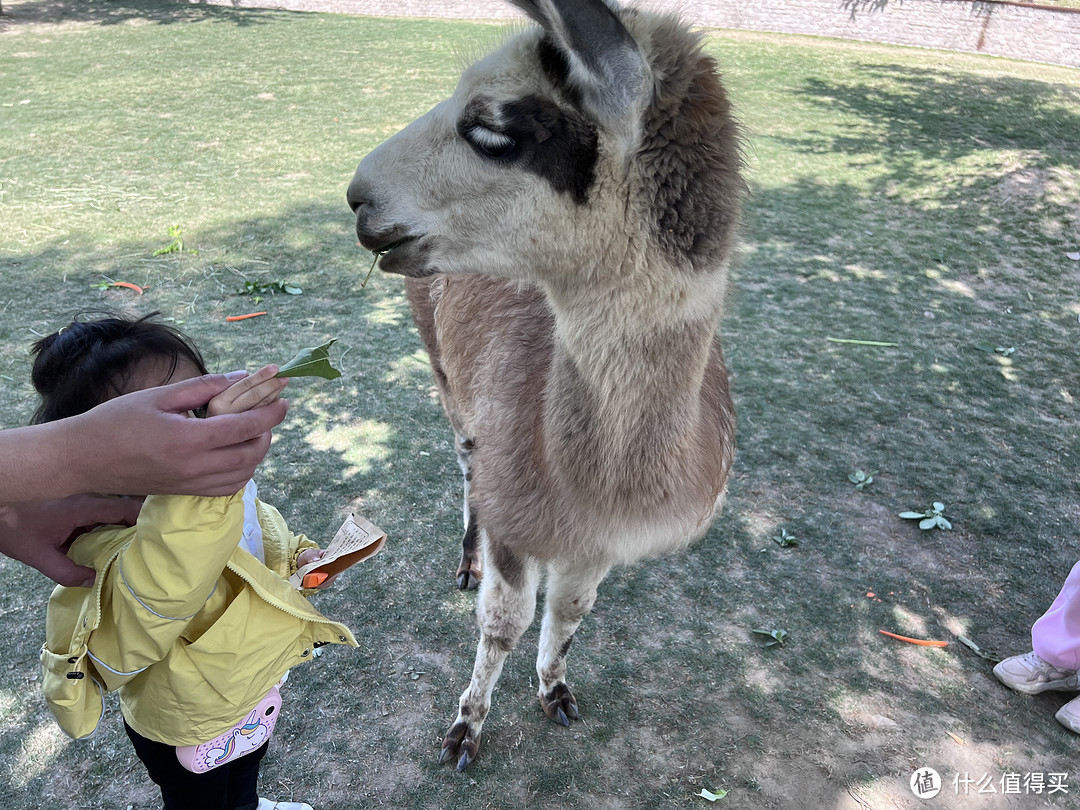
[225,312,268,322]
[879,630,948,648]
[109,281,145,294]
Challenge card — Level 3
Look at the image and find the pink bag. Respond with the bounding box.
[175,686,282,773]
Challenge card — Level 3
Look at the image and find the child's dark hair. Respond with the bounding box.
[30,312,209,424]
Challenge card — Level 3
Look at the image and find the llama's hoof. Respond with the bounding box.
[540,683,580,727]
[455,563,482,591]
[439,720,481,771]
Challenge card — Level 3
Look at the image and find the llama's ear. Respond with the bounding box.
[511,0,646,135]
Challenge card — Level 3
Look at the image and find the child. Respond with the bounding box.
[34,313,357,810]
[994,561,1080,733]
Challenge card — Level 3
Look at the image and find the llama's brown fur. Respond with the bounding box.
[348,0,743,770]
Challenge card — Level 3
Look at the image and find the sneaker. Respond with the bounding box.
[994,651,1080,695]
[1056,696,1080,734]
[257,800,313,810]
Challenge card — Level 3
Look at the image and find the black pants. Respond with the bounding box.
[124,721,267,810]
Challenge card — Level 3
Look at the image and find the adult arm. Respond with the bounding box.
[0,372,288,504]
[0,373,287,584]
[0,496,142,587]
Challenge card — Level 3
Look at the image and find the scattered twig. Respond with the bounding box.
[956,635,1001,663]
[826,337,898,347]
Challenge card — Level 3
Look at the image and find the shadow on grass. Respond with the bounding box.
[786,63,1080,172]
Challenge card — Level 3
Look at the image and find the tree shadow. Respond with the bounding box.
[841,0,900,18]
[784,63,1080,174]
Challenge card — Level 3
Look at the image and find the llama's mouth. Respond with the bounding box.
[374,238,409,257]
[368,236,434,278]
[358,231,409,254]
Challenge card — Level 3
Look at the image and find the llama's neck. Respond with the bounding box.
[540,264,726,487]
[544,264,726,410]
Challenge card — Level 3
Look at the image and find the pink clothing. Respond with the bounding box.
[1032,560,1080,671]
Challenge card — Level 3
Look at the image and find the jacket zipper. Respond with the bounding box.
[224,560,353,639]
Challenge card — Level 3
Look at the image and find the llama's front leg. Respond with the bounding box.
[440,538,538,771]
[536,562,611,726]
[455,434,482,590]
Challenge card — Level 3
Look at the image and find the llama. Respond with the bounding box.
[347,0,743,770]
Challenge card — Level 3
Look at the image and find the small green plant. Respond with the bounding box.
[772,528,798,547]
[899,502,952,530]
[751,628,788,647]
[152,224,190,256]
[237,279,303,299]
[847,469,876,490]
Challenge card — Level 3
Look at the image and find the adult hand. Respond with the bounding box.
[0,496,143,586]
[71,372,289,497]
[0,372,288,583]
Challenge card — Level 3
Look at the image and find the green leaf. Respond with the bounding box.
[275,339,341,380]
[699,787,727,801]
[752,628,788,646]
[849,470,875,490]
[936,517,953,530]
[933,502,945,513]
[919,517,937,530]
[152,224,184,255]
[898,511,925,520]
[975,342,997,353]
[239,280,303,297]
[773,529,798,547]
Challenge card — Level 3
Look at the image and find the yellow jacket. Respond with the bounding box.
[41,488,357,745]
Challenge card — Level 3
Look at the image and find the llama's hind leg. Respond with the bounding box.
[455,434,482,590]
[536,562,611,726]
[440,537,538,771]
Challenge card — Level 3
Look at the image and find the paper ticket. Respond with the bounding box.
[290,513,386,589]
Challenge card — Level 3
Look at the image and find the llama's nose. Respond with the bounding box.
[347,173,409,254]
[346,172,369,215]
[346,174,380,245]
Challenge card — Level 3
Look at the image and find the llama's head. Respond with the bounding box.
[347,0,743,293]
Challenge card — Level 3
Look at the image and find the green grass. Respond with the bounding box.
[2,2,1080,808]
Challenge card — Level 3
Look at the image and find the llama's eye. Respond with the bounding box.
[464,125,516,159]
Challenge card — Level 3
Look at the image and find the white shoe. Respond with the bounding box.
[257,799,313,810]
[1056,696,1080,734]
[993,651,1080,695]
